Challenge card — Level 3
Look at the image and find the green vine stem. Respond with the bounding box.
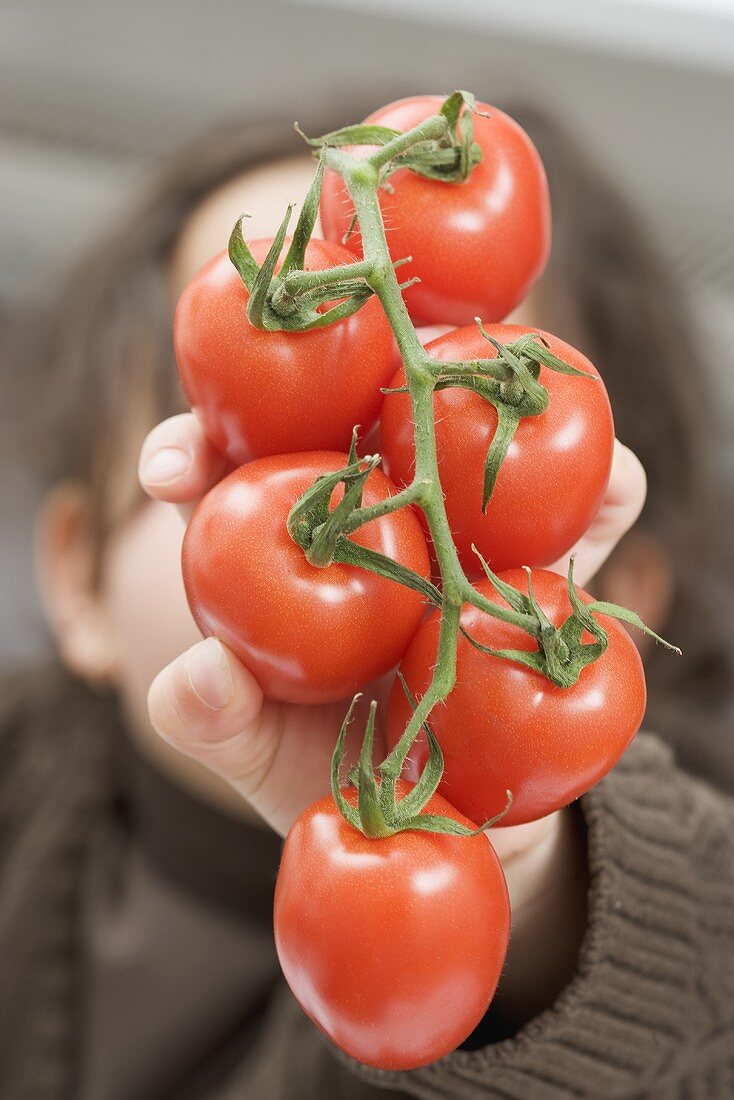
[228,92,679,837]
[314,129,539,748]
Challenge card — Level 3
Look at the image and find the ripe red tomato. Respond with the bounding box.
[274,780,510,1070]
[380,324,614,576]
[386,569,646,827]
[174,237,397,466]
[182,453,430,704]
[320,95,551,326]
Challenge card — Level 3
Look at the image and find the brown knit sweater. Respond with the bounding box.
[1,665,733,1100]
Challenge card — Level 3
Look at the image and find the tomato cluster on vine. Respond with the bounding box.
[173,92,672,1072]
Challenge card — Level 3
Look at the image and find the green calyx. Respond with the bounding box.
[298,89,485,189]
[377,91,485,185]
[331,688,512,840]
[462,552,681,689]
[286,430,441,607]
[228,154,376,333]
[430,321,595,510]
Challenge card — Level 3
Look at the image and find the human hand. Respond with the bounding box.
[139,408,645,838]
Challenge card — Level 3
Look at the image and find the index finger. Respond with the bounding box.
[138,412,229,518]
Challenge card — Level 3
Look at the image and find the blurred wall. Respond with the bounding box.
[2,0,733,660]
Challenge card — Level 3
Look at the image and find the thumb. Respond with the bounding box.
[148,637,275,806]
[148,637,350,835]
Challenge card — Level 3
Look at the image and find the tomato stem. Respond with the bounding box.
[302,116,559,829]
[276,258,374,300]
[368,115,450,170]
[342,478,429,533]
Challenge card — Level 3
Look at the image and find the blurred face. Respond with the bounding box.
[112,156,326,748]
[38,149,666,812]
[38,154,338,803]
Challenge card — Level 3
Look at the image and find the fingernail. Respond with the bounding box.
[187,639,233,710]
[141,447,191,486]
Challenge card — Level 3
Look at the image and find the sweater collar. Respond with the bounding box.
[118,732,282,922]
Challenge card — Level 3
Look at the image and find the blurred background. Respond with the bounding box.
[2,0,733,661]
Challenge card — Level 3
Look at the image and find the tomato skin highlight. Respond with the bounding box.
[274,781,510,1070]
[320,95,551,326]
[174,238,397,466]
[386,570,647,827]
[380,324,615,576]
[182,453,431,704]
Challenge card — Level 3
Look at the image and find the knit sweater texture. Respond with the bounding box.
[0,665,733,1100]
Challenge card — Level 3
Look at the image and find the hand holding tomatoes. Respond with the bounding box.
[142,88,677,1071]
[141,415,647,824]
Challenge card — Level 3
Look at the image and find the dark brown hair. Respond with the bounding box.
[6,101,358,559]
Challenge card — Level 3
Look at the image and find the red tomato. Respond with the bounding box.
[380,324,614,576]
[174,238,397,466]
[274,781,510,1069]
[320,95,551,326]
[182,453,430,704]
[386,569,646,827]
